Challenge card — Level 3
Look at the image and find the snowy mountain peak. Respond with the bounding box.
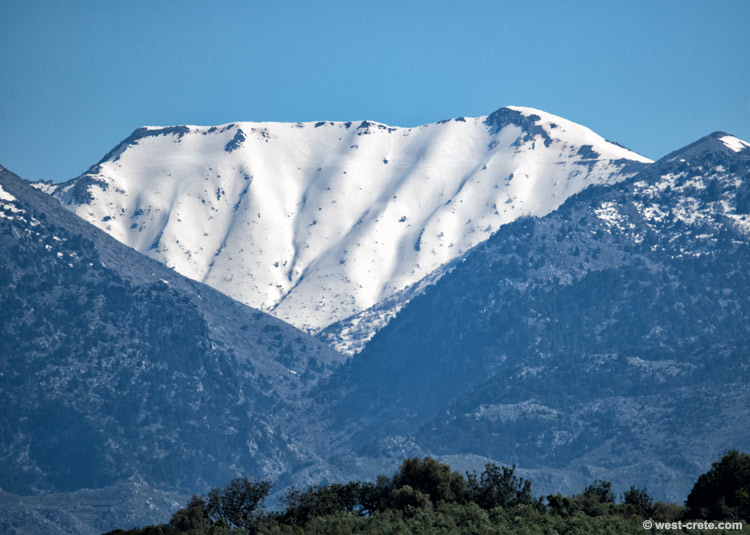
[96,125,193,166]
[49,108,652,336]
[659,131,750,165]
[489,106,651,163]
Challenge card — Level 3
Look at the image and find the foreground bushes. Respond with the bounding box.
[105,451,750,535]
[256,503,652,535]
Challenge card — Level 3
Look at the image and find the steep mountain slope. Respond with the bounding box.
[0,166,342,533]
[46,107,650,347]
[302,132,750,500]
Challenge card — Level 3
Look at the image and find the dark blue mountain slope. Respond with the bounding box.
[306,133,750,500]
[0,165,343,533]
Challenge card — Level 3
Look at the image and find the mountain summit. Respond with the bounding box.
[46,107,650,348]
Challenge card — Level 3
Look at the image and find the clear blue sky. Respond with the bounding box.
[1,1,748,182]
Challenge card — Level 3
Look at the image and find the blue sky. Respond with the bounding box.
[1,1,748,182]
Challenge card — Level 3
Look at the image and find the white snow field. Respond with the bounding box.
[50,106,651,338]
[719,135,750,153]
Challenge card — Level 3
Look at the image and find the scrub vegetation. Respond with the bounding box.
[105,451,750,535]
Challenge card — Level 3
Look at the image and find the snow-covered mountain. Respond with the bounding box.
[5,110,750,532]
[47,107,650,341]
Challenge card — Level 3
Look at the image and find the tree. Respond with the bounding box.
[570,480,615,517]
[358,476,392,515]
[622,486,653,517]
[651,501,684,522]
[391,457,467,505]
[466,463,533,510]
[206,476,271,532]
[280,481,369,525]
[169,495,210,532]
[546,492,577,517]
[583,480,615,504]
[390,484,432,513]
[685,450,750,521]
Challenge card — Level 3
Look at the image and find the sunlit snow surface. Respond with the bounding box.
[0,183,25,218]
[720,135,750,153]
[0,184,17,202]
[52,107,651,333]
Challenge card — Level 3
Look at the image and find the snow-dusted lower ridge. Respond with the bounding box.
[48,106,651,334]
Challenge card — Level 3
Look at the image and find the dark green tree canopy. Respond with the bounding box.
[392,457,468,505]
[685,450,750,521]
[105,453,750,534]
[622,486,654,517]
[466,463,533,509]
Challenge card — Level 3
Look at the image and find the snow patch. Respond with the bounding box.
[594,201,625,228]
[0,184,17,202]
[719,135,750,153]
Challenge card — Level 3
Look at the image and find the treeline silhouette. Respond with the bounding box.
[105,450,749,534]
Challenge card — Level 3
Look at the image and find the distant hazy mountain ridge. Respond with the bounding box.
[46,107,651,347]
